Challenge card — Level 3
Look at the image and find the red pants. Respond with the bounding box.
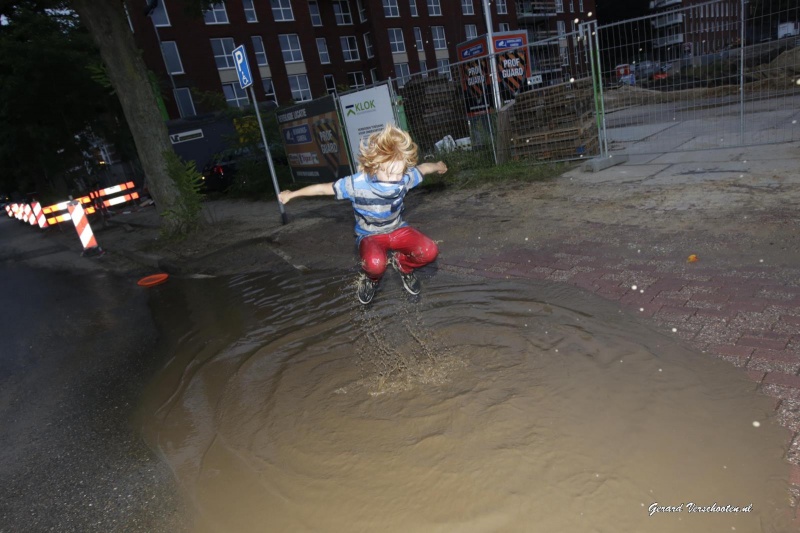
[359,226,438,281]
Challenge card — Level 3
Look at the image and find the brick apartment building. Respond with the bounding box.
[127,0,597,120]
[649,0,740,61]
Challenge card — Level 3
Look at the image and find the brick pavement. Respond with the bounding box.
[441,235,800,519]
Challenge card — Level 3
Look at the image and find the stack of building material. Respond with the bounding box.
[506,78,598,161]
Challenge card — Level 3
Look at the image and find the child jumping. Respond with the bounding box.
[278,123,447,304]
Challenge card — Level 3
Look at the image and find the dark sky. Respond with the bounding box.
[596,0,651,24]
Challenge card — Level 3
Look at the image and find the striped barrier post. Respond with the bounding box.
[90,181,140,212]
[4,204,12,217]
[42,197,96,226]
[21,204,31,223]
[67,201,103,257]
[30,201,49,229]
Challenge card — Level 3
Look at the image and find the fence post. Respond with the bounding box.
[584,20,607,159]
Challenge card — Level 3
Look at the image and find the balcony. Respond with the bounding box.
[649,0,681,10]
[653,33,684,47]
[651,13,684,29]
[517,0,557,19]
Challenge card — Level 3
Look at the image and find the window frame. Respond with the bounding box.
[414,27,424,51]
[271,0,294,22]
[161,41,184,74]
[279,34,304,63]
[149,0,171,27]
[340,35,360,62]
[210,37,236,69]
[288,74,312,102]
[496,0,507,14]
[243,0,257,22]
[388,28,406,53]
[251,36,268,66]
[409,0,418,16]
[461,0,474,15]
[174,87,196,118]
[316,37,331,64]
[395,62,411,87]
[324,74,337,95]
[262,77,277,103]
[427,0,441,16]
[203,3,229,24]
[348,71,366,90]
[383,0,400,17]
[222,82,248,107]
[465,24,477,40]
[364,32,375,58]
[308,0,322,26]
[431,26,446,50]
[333,0,353,25]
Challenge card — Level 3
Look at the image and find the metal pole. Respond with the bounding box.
[739,0,746,143]
[249,85,287,225]
[590,21,608,157]
[482,0,503,111]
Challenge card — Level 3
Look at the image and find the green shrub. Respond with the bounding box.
[161,150,204,238]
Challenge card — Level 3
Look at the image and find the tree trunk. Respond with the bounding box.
[71,0,182,232]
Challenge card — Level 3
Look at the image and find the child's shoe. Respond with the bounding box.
[357,274,378,304]
[389,253,421,295]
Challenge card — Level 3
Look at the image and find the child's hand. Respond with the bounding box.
[436,161,448,174]
[278,190,292,204]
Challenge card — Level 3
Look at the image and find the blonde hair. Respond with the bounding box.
[357,123,418,176]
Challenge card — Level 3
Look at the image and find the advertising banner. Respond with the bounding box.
[276,95,349,182]
[492,32,531,104]
[339,84,396,164]
[457,37,491,117]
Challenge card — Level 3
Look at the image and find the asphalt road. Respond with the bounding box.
[0,221,187,532]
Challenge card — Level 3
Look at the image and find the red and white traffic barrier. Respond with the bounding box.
[30,201,49,229]
[67,201,103,257]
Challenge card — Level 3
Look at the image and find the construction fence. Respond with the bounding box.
[296,0,798,176]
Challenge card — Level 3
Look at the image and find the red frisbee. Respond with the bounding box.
[137,273,169,287]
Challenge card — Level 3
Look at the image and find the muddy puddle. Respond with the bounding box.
[140,269,792,532]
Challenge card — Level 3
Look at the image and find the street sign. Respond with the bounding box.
[232,44,252,90]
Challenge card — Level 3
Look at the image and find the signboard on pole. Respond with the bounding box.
[277,95,349,182]
[457,31,531,114]
[232,44,252,89]
[339,84,395,164]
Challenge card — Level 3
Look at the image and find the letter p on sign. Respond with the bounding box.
[232,44,253,90]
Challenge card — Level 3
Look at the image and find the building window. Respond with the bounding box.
[465,24,477,40]
[499,22,510,32]
[409,0,418,16]
[340,36,360,61]
[396,62,410,87]
[356,0,367,21]
[316,38,330,64]
[348,71,366,89]
[279,34,304,63]
[309,0,322,26]
[383,0,399,17]
[150,0,170,27]
[262,78,277,102]
[161,41,184,74]
[569,0,573,12]
[174,87,195,117]
[557,20,565,36]
[271,0,294,21]
[437,58,451,79]
[364,32,375,58]
[560,46,569,65]
[203,3,229,24]
[388,28,406,52]
[420,59,428,75]
[496,0,507,14]
[252,36,268,66]
[288,74,312,101]
[243,0,257,22]
[324,74,337,95]
[414,27,424,51]
[427,0,441,16]
[555,0,563,13]
[579,0,583,12]
[370,68,378,83]
[210,37,236,69]
[432,26,446,49]
[223,82,248,107]
[461,0,473,15]
[334,0,353,24]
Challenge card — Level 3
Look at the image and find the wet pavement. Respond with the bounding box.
[3,137,800,527]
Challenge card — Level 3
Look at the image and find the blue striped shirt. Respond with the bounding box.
[333,168,423,243]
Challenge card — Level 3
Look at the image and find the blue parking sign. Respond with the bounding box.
[232,45,252,90]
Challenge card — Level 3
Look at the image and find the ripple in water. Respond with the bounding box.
[141,269,792,533]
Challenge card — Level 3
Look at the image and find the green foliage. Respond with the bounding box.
[160,150,204,238]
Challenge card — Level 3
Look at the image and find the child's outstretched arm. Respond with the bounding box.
[416,161,448,175]
[279,182,335,204]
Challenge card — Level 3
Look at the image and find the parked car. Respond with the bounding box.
[201,143,286,192]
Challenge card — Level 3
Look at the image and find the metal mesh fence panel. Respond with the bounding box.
[596,0,800,156]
